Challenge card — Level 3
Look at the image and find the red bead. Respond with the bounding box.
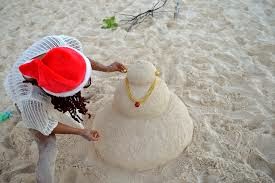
[135,102,140,107]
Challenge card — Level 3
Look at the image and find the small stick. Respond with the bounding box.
[121,0,168,32]
[174,0,181,19]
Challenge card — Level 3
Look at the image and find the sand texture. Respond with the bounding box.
[0,0,275,182]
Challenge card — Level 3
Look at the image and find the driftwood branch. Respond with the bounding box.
[121,0,168,32]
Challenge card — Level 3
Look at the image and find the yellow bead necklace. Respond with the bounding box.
[125,77,158,107]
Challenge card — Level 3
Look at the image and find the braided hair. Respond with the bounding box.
[50,92,90,122]
[23,79,90,122]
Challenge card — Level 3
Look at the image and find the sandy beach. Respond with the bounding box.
[0,0,275,182]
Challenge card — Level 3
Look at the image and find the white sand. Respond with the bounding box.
[0,0,275,182]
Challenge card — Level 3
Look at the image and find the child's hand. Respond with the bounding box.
[107,62,127,73]
[80,129,100,141]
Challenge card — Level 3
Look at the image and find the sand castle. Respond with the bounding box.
[93,61,193,171]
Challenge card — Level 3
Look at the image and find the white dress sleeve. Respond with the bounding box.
[20,99,59,136]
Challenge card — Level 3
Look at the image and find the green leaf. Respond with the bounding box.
[101,16,118,30]
[110,16,115,21]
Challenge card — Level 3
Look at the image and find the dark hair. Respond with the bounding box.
[50,92,90,122]
[23,79,90,122]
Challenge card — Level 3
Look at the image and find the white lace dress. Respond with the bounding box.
[4,35,85,135]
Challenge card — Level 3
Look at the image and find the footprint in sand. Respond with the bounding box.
[256,135,275,163]
[247,134,275,181]
[1,163,36,182]
[60,168,101,183]
[198,171,219,183]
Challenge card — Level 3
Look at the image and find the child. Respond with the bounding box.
[4,35,126,183]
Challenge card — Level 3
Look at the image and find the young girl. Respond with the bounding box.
[4,35,126,183]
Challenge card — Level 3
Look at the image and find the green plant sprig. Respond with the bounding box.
[101,16,118,30]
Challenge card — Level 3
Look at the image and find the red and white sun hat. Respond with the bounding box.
[19,46,92,97]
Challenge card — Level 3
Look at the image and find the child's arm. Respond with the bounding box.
[52,122,100,141]
[87,57,127,73]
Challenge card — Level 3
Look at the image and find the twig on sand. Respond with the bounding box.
[120,0,168,32]
[174,0,181,19]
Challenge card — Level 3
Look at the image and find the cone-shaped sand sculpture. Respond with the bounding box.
[93,61,193,171]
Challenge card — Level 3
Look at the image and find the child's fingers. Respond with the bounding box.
[91,134,99,141]
[92,131,100,138]
[120,66,127,73]
[120,65,127,73]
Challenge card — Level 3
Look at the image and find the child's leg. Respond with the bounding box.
[30,130,57,183]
